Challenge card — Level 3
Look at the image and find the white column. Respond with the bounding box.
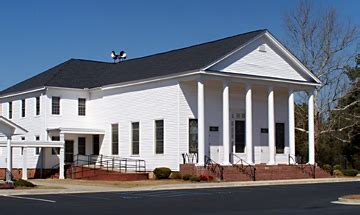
[6,137,12,183]
[308,90,315,165]
[197,80,205,165]
[245,85,253,164]
[22,147,28,180]
[288,90,296,164]
[59,133,65,179]
[267,87,276,165]
[222,81,231,165]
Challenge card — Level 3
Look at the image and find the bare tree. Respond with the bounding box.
[284,0,359,143]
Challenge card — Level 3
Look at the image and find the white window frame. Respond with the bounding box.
[130,121,140,156]
[35,96,41,116]
[111,123,119,155]
[154,119,165,155]
[20,99,26,118]
[51,96,61,115]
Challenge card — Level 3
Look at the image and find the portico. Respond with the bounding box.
[192,77,316,166]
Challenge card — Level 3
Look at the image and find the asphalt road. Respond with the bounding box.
[1,182,359,215]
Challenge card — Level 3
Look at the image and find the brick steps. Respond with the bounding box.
[180,164,332,181]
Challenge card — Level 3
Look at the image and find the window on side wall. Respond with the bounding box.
[35,97,40,116]
[132,122,140,155]
[52,97,60,115]
[52,136,60,155]
[21,99,26,117]
[155,120,164,154]
[8,102,12,119]
[35,136,40,155]
[111,124,119,155]
[21,137,25,155]
[78,98,86,116]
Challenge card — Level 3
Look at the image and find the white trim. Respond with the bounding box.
[202,32,266,70]
[203,71,321,87]
[0,87,46,99]
[264,32,322,84]
[0,116,28,136]
[130,121,141,156]
[0,140,65,148]
[153,119,165,155]
[47,127,105,135]
[98,70,202,91]
[202,30,321,85]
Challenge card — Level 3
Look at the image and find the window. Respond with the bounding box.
[132,122,140,155]
[35,136,40,155]
[52,136,60,155]
[155,120,164,154]
[276,123,285,153]
[21,137,25,155]
[8,102,12,119]
[35,97,40,116]
[78,98,86,116]
[189,119,198,153]
[21,99,25,117]
[235,121,246,153]
[93,135,100,155]
[111,124,119,155]
[78,137,86,155]
[52,97,60,115]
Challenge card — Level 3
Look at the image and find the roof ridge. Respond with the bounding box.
[72,29,267,65]
[43,59,73,87]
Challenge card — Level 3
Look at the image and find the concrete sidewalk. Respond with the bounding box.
[1,177,359,196]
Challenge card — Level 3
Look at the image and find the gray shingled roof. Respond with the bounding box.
[0,29,266,96]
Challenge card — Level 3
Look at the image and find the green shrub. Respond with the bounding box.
[14,179,36,188]
[190,176,200,182]
[342,169,358,177]
[333,164,341,171]
[182,174,192,181]
[333,169,343,177]
[322,164,333,174]
[153,167,172,179]
[170,172,182,179]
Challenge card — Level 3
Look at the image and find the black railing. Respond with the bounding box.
[288,154,316,179]
[204,155,224,180]
[231,153,256,181]
[182,153,198,164]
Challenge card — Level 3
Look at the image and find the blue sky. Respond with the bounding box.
[0,0,359,91]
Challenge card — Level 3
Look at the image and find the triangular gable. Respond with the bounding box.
[0,116,28,137]
[206,31,321,84]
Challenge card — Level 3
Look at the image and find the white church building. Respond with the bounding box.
[0,29,321,181]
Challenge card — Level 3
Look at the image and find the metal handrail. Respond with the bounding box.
[182,153,198,164]
[204,155,224,180]
[288,154,316,179]
[231,153,256,181]
[72,154,146,173]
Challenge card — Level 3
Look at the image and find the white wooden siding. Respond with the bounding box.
[209,36,312,82]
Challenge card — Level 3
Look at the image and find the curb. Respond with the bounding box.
[1,178,359,196]
[332,197,360,206]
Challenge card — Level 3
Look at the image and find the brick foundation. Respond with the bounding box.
[180,164,332,181]
[0,168,55,180]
